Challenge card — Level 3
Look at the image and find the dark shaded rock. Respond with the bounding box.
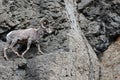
[77,0,120,56]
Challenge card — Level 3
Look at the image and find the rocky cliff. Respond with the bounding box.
[0,0,119,80]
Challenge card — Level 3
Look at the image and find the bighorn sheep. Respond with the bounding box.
[4,18,52,60]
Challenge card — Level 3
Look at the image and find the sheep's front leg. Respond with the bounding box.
[21,39,32,58]
[10,39,20,57]
[37,43,44,54]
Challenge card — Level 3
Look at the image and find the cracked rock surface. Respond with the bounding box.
[0,0,119,80]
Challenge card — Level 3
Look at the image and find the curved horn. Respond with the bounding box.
[40,17,48,29]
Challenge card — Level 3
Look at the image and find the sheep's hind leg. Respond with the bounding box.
[10,39,20,57]
[11,47,20,57]
[4,46,9,60]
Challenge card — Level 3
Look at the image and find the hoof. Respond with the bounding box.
[21,55,24,58]
[17,54,21,57]
[40,52,44,55]
[4,57,9,60]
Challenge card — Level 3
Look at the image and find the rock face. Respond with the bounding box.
[0,0,119,80]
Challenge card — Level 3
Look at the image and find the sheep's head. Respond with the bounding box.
[40,18,53,34]
[45,26,53,34]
